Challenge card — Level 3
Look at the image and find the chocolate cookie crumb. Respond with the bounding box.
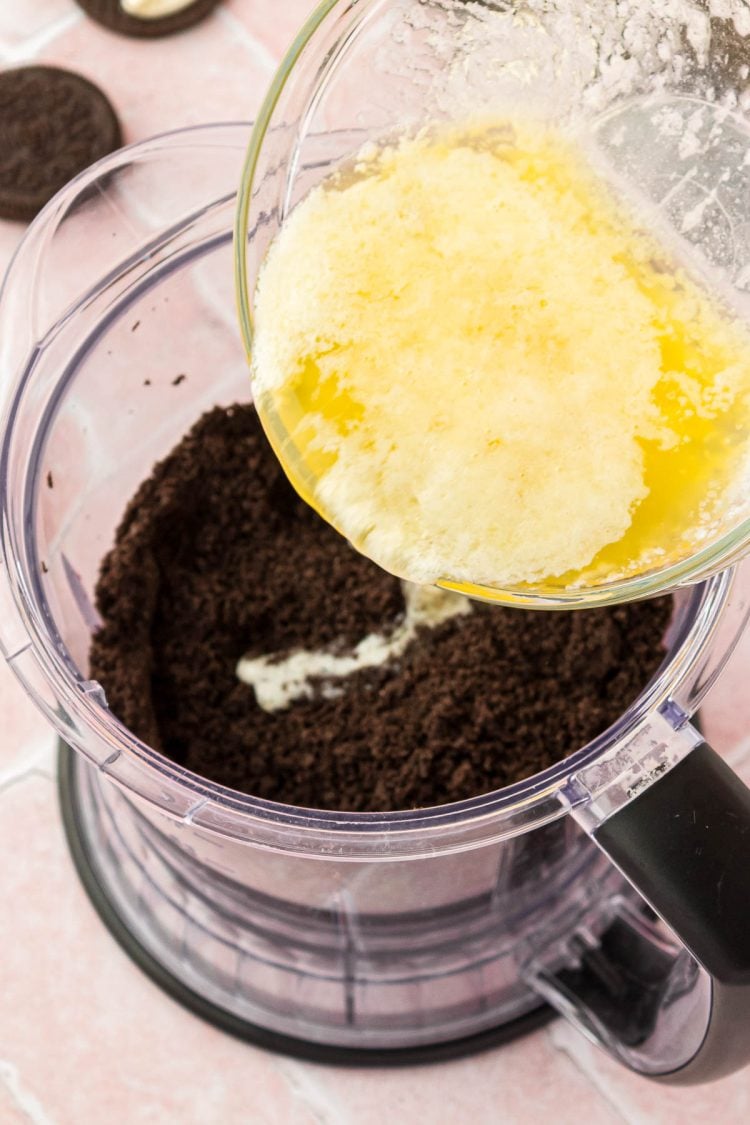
[89,404,672,812]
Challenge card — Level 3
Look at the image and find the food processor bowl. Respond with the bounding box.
[3,125,750,1078]
[237,0,750,610]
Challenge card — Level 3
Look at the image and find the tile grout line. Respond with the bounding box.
[0,1060,57,1125]
[0,11,82,64]
[0,734,58,791]
[723,732,750,768]
[545,1025,645,1125]
[0,763,55,797]
[215,6,278,75]
[271,1058,349,1125]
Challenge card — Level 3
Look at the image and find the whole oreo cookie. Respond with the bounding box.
[76,0,221,38]
[0,66,122,223]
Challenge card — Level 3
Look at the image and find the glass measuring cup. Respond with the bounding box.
[1,124,750,1080]
[236,0,750,610]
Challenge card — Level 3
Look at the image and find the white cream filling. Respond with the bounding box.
[121,0,195,19]
[237,582,471,712]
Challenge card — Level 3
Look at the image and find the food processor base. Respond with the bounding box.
[57,742,554,1065]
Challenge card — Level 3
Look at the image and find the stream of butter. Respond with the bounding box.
[250,121,750,594]
[237,582,471,712]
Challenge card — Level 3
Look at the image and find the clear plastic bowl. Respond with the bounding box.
[1,125,749,1068]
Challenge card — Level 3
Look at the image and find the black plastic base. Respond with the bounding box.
[57,742,555,1066]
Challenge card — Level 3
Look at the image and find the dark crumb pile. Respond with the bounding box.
[90,404,672,812]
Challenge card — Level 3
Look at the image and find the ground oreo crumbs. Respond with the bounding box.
[89,404,672,812]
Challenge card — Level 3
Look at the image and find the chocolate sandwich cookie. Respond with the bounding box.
[0,66,122,223]
[76,0,221,38]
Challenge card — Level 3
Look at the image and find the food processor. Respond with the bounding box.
[2,0,750,1086]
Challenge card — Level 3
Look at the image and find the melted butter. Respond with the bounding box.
[250,121,750,593]
[237,582,471,712]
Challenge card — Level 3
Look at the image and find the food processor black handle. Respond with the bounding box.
[593,740,750,1083]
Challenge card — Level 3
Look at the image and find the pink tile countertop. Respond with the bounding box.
[2,3,750,1123]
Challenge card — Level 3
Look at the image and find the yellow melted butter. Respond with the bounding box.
[250,122,750,591]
